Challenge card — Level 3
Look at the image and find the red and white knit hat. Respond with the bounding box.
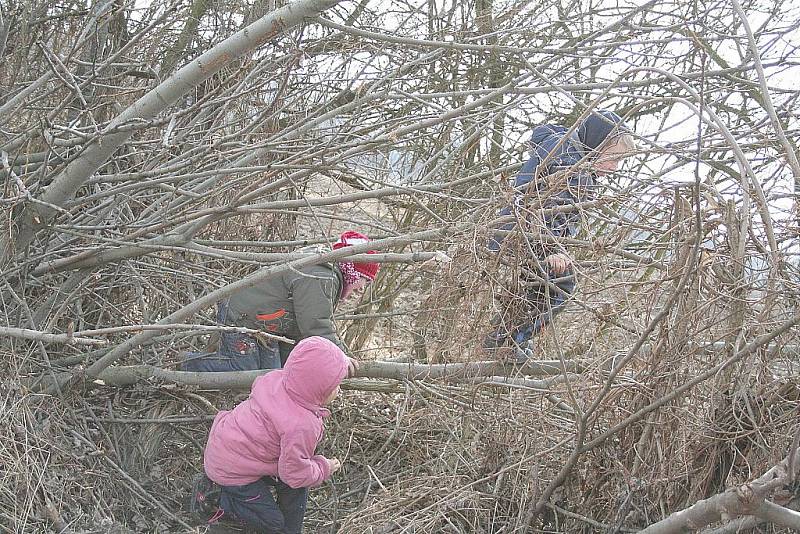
[333,231,380,280]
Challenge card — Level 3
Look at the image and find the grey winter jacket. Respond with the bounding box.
[224,263,345,349]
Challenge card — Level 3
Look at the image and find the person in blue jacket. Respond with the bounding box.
[485,109,637,362]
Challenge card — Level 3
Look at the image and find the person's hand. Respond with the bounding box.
[545,253,571,276]
[346,357,360,378]
[328,458,342,474]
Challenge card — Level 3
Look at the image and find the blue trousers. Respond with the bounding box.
[486,267,576,348]
[180,332,282,372]
[181,301,282,372]
[219,476,308,534]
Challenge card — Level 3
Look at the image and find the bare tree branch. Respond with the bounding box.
[0,0,344,263]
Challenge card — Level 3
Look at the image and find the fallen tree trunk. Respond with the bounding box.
[29,359,586,391]
[640,446,800,533]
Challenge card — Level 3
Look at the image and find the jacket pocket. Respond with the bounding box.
[217,332,261,371]
[256,308,295,335]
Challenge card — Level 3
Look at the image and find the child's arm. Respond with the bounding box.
[290,271,343,348]
[278,427,334,489]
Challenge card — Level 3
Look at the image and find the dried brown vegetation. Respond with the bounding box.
[2,0,800,532]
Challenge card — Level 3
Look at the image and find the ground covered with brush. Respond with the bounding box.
[4,345,800,533]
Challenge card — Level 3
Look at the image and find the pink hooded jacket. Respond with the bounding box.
[204,336,349,488]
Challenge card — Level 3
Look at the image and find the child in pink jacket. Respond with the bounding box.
[200,336,352,533]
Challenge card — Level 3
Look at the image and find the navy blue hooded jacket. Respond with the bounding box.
[489,110,628,255]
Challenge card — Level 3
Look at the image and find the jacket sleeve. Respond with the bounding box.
[540,171,595,242]
[278,427,332,489]
[290,269,344,349]
[495,134,591,258]
[488,156,540,252]
[525,141,592,258]
[488,206,513,252]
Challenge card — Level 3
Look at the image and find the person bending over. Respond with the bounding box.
[192,336,352,533]
[183,230,379,371]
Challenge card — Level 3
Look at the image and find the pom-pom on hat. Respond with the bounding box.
[333,231,381,280]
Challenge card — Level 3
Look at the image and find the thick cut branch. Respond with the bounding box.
[641,447,800,533]
[61,359,585,389]
[1,0,343,263]
[703,498,800,534]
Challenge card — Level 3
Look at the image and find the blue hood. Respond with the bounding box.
[577,110,629,152]
[529,124,569,147]
[513,124,583,189]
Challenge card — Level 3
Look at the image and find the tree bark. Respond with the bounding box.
[35,359,584,390]
[0,0,343,264]
[702,498,800,534]
[160,0,212,75]
[0,326,105,346]
[640,447,800,533]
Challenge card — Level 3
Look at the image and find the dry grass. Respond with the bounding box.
[4,177,799,533]
[4,320,799,533]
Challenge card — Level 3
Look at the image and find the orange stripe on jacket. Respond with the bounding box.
[256,309,286,321]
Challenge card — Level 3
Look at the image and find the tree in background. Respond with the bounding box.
[2,0,800,532]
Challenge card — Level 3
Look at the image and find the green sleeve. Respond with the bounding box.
[290,269,344,349]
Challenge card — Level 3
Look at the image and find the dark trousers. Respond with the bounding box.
[181,301,283,372]
[180,332,282,372]
[219,476,308,534]
[485,267,576,348]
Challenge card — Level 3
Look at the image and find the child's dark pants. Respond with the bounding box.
[219,476,308,534]
[180,300,283,372]
[485,267,576,349]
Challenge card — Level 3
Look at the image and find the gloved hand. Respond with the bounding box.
[346,357,359,378]
[511,343,534,364]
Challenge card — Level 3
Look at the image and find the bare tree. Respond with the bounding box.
[2,0,800,531]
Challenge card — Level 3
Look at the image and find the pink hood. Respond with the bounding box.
[204,336,349,488]
[282,336,348,411]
